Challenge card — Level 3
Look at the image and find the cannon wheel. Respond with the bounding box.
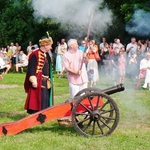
[74,87,114,128]
[72,91,119,137]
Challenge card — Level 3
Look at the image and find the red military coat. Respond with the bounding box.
[24,49,52,111]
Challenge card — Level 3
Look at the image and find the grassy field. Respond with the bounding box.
[0,71,150,150]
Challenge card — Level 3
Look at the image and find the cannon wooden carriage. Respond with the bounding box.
[0,84,124,137]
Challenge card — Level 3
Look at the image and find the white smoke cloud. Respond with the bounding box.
[125,9,150,36]
[31,0,112,38]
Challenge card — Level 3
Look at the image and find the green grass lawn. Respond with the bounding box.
[0,71,150,150]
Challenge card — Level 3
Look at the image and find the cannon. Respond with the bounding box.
[0,84,124,137]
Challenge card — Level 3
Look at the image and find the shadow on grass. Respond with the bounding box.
[0,111,27,121]
[22,122,77,136]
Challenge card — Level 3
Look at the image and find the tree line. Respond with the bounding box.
[0,0,149,51]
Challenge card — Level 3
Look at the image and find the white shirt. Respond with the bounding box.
[140,58,149,70]
[99,43,105,49]
[19,54,28,66]
[113,43,123,50]
[0,57,5,68]
[126,43,138,57]
[10,46,17,57]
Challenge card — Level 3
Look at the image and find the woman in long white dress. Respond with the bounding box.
[86,40,99,87]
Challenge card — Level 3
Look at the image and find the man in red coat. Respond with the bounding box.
[24,36,53,114]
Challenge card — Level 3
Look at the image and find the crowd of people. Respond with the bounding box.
[0,42,30,74]
[1,36,150,89]
[54,37,150,90]
[98,37,150,89]
[1,36,150,114]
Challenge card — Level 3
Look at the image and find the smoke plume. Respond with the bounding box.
[125,9,150,36]
[31,0,112,38]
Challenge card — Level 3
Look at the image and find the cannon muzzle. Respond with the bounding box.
[100,84,125,95]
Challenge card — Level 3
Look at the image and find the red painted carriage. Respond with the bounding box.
[0,84,124,137]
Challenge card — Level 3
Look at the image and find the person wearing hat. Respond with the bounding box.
[24,36,54,114]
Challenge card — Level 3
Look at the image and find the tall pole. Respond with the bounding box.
[87,12,93,39]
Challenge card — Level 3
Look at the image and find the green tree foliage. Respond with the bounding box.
[104,0,150,22]
[0,0,149,48]
[0,0,34,48]
[0,0,63,50]
[103,0,150,42]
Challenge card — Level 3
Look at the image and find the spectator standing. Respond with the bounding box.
[84,36,90,47]
[120,46,126,57]
[111,47,120,85]
[128,51,138,84]
[99,37,107,69]
[86,40,99,87]
[118,53,126,84]
[78,40,87,52]
[113,38,123,50]
[15,42,21,64]
[144,39,150,53]
[136,40,145,62]
[108,42,115,74]
[101,43,110,75]
[99,37,107,50]
[143,53,150,90]
[126,37,138,58]
[55,41,64,78]
[109,43,114,59]
[10,42,17,72]
[113,38,117,49]
[141,52,150,89]
[53,41,59,71]
[59,38,68,76]
[60,38,67,53]
[6,45,12,59]
[26,41,33,56]
[6,46,12,70]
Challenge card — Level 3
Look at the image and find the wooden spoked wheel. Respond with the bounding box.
[72,91,119,137]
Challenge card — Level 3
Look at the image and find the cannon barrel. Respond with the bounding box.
[100,84,125,95]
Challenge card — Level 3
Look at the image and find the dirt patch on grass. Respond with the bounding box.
[120,121,150,130]
[0,84,19,89]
